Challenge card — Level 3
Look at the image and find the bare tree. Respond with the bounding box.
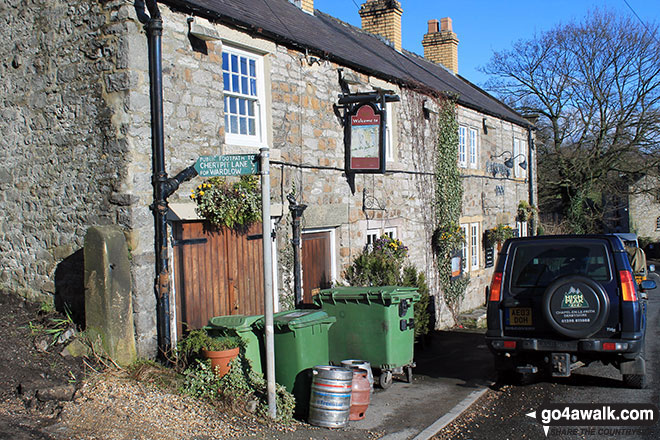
[482,10,660,233]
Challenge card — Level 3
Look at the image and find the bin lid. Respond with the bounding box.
[314,286,420,304]
[267,309,336,331]
[206,314,263,330]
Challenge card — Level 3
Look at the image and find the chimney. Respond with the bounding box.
[290,0,314,14]
[359,0,403,52]
[422,17,459,74]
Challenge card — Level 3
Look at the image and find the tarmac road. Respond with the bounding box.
[432,272,660,440]
[256,328,494,440]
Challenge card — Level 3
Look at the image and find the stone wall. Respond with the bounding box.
[0,0,130,319]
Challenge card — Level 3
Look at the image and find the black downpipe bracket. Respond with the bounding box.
[137,0,198,360]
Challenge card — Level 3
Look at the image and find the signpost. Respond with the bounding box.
[192,151,276,418]
[194,154,260,177]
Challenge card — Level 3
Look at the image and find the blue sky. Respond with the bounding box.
[313,0,660,87]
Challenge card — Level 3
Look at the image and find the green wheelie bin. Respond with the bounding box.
[264,309,335,416]
[314,286,419,389]
[205,314,264,374]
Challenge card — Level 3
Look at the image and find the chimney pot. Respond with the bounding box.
[428,19,439,33]
[440,17,452,32]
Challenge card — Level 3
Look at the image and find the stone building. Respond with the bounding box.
[604,175,660,242]
[0,0,535,357]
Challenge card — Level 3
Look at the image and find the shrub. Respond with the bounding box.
[344,236,432,341]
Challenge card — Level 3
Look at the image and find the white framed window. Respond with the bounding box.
[468,127,478,168]
[366,229,379,246]
[458,125,467,168]
[383,226,397,239]
[516,221,528,238]
[222,46,267,147]
[470,222,480,270]
[385,102,394,162]
[513,138,527,179]
[460,224,468,271]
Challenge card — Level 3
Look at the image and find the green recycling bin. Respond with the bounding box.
[264,309,335,415]
[205,314,264,374]
[314,286,419,389]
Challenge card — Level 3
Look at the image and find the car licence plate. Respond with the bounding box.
[507,308,532,326]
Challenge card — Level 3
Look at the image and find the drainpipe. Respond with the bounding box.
[287,194,307,306]
[527,126,536,236]
[137,0,198,360]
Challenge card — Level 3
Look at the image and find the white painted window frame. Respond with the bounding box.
[460,223,468,271]
[470,222,480,270]
[458,125,467,168]
[222,45,267,148]
[513,138,526,179]
[385,102,394,162]
[468,127,478,169]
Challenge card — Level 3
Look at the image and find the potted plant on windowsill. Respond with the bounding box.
[177,329,241,378]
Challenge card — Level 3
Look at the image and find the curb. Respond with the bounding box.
[411,387,490,440]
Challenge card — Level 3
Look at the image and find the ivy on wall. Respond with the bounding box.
[433,97,469,325]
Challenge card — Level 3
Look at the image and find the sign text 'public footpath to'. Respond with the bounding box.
[194,154,260,177]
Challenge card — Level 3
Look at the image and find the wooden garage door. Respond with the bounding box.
[301,231,332,304]
[172,221,264,335]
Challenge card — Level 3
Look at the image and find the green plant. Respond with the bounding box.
[432,222,465,256]
[176,329,241,370]
[219,356,295,422]
[433,97,469,326]
[190,175,261,231]
[517,200,538,224]
[181,359,222,400]
[344,235,408,286]
[344,238,432,341]
[28,307,75,346]
[402,266,432,341]
[486,223,516,245]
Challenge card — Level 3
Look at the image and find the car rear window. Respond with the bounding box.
[510,241,612,289]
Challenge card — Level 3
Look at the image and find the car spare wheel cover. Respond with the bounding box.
[543,275,610,338]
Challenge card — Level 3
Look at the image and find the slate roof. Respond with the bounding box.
[162,0,531,128]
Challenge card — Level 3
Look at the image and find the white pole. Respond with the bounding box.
[260,147,277,419]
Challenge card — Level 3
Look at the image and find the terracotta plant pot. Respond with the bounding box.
[202,347,240,378]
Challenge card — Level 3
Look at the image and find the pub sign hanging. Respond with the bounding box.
[347,102,386,173]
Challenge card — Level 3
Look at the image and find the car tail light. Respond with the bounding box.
[489,272,503,302]
[602,342,628,351]
[619,270,637,302]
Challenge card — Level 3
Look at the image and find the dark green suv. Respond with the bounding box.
[486,235,655,388]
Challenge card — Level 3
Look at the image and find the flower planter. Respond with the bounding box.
[202,347,240,378]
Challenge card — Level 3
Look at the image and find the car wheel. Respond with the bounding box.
[623,373,647,389]
[542,275,610,338]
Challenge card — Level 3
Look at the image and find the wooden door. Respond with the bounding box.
[172,221,264,335]
[301,231,332,304]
